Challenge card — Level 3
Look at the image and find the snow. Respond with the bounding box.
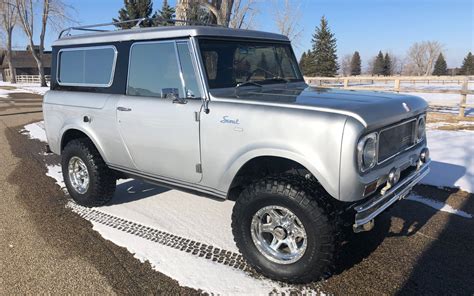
[21,120,474,294]
[86,218,308,295]
[422,129,474,192]
[406,194,472,219]
[0,81,49,95]
[21,122,47,143]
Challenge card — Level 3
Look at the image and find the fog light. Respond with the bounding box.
[388,167,401,185]
[420,148,429,163]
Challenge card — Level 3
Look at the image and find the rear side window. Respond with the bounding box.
[58,46,117,87]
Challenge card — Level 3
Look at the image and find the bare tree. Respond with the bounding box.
[340,54,351,76]
[199,0,234,26]
[272,0,302,45]
[15,0,73,86]
[229,0,258,29]
[0,0,18,83]
[406,41,443,76]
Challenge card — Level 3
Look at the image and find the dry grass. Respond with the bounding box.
[427,112,474,131]
[0,86,16,90]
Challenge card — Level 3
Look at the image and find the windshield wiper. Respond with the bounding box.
[235,81,263,89]
[263,77,290,83]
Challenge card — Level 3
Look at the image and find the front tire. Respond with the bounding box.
[231,175,339,283]
[62,138,116,207]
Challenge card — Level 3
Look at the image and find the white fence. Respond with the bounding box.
[15,75,51,84]
[305,76,474,117]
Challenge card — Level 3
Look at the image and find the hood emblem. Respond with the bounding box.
[402,102,410,112]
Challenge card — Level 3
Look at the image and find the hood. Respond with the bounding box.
[212,85,428,129]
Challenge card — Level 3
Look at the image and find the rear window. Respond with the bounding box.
[57,46,117,87]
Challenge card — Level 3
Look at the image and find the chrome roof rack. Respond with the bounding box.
[58,17,223,39]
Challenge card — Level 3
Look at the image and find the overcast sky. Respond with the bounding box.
[9,0,474,69]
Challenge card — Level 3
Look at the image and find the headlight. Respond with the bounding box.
[358,133,378,172]
[416,116,425,142]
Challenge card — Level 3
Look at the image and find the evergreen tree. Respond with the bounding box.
[113,0,154,29]
[311,16,339,77]
[305,50,317,76]
[432,53,448,76]
[299,52,308,74]
[383,53,392,76]
[350,51,361,76]
[372,51,385,76]
[460,52,474,75]
[153,0,175,26]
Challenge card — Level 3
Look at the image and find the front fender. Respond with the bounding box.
[220,147,339,199]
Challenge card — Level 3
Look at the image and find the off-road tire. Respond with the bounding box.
[231,174,341,283]
[62,138,116,207]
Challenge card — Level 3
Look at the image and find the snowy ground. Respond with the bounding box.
[19,119,473,294]
[0,81,49,95]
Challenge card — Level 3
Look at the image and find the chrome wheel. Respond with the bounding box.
[251,205,307,264]
[68,156,90,194]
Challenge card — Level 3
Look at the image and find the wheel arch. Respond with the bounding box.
[60,127,108,163]
[225,150,336,201]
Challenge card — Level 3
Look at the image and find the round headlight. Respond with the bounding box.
[417,117,425,141]
[358,133,378,172]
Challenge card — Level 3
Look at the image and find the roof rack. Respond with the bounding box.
[58,17,223,39]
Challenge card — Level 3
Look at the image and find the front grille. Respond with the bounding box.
[378,119,416,163]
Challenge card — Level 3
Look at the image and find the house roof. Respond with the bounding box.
[0,50,51,69]
[54,25,289,47]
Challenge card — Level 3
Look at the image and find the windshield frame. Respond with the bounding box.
[196,37,304,90]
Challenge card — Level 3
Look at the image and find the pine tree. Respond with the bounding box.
[113,0,154,29]
[350,51,361,76]
[383,53,392,76]
[305,50,317,76]
[432,53,447,76]
[460,52,474,75]
[311,16,339,77]
[154,0,175,26]
[299,52,308,74]
[372,51,385,76]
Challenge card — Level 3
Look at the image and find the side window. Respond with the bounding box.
[127,42,182,98]
[58,46,116,86]
[176,42,201,98]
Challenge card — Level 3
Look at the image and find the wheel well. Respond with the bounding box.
[227,156,313,201]
[61,129,89,152]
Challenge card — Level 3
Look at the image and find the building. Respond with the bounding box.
[0,47,52,82]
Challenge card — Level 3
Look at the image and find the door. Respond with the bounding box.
[116,40,203,183]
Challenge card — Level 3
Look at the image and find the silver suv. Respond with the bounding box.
[43,20,430,283]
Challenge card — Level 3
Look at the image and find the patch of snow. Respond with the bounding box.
[21,121,47,142]
[0,81,49,95]
[46,164,66,190]
[406,194,472,219]
[422,129,474,192]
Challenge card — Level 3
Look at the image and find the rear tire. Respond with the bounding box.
[62,138,116,207]
[231,174,340,283]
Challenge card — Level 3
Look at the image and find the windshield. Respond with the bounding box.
[198,39,303,89]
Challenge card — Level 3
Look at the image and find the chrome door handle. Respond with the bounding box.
[117,106,132,112]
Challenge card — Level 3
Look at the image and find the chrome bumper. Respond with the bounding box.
[353,159,431,231]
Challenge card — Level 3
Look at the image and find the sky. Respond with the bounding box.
[8,0,474,69]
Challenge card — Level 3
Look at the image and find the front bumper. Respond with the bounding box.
[353,159,431,232]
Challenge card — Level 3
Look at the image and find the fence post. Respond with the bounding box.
[343,78,349,88]
[394,79,400,93]
[459,77,468,118]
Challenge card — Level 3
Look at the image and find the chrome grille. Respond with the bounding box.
[378,120,416,163]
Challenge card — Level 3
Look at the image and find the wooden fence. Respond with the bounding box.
[15,75,51,84]
[305,76,474,117]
